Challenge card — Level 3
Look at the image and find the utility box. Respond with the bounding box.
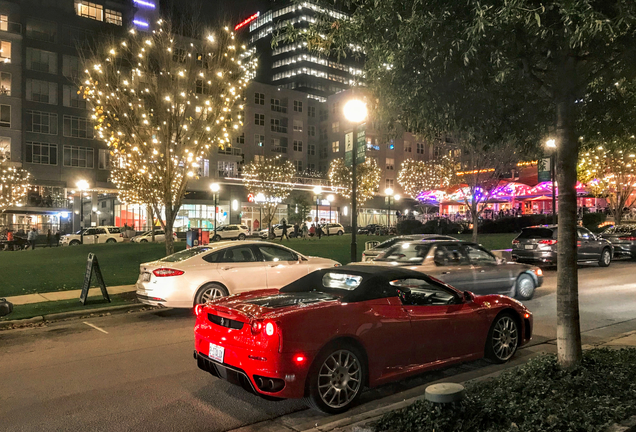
[186,228,210,249]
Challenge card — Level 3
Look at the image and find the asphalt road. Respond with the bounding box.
[2,261,636,432]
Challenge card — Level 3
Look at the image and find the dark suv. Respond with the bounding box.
[598,224,636,260]
[512,225,613,267]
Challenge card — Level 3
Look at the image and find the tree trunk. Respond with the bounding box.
[148,205,155,242]
[472,209,479,243]
[164,206,175,256]
[555,96,583,368]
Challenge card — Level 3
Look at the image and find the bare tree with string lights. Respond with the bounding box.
[397,156,456,199]
[328,157,382,206]
[0,163,30,214]
[80,20,256,254]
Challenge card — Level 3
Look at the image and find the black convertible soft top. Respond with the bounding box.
[279,265,451,303]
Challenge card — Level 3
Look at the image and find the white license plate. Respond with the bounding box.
[142,272,151,282]
[524,245,535,250]
[209,343,225,363]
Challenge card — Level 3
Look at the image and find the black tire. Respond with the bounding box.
[238,233,246,240]
[514,274,535,301]
[213,235,222,242]
[303,341,366,414]
[485,313,520,364]
[337,230,344,236]
[194,283,229,305]
[106,238,117,243]
[140,239,148,243]
[69,240,80,246]
[599,248,612,267]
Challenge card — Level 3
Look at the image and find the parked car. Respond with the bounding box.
[598,224,636,259]
[361,234,459,262]
[320,223,345,236]
[60,226,123,246]
[194,266,533,413]
[131,229,178,243]
[0,298,13,317]
[212,224,250,241]
[511,225,613,267]
[258,224,297,239]
[357,224,385,235]
[136,241,340,308]
[364,239,542,300]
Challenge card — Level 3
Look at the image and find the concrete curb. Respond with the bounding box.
[0,303,159,330]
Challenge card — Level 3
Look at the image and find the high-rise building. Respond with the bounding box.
[241,1,364,103]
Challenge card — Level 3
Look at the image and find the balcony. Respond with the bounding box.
[217,147,242,156]
[0,21,22,35]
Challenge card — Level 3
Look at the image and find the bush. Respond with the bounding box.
[479,215,554,234]
[374,349,636,432]
[396,219,424,235]
[582,212,607,232]
[416,219,464,235]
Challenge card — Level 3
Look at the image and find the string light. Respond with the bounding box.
[243,156,296,226]
[328,157,381,206]
[0,163,31,212]
[80,20,257,234]
[397,157,455,199]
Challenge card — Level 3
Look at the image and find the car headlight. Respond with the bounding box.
[535,268,543,276]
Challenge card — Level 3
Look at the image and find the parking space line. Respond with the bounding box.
[83,322,109,334]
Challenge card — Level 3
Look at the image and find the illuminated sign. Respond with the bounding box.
[234,12,260,31]
[133,0,156,7]
[133,19,149,28]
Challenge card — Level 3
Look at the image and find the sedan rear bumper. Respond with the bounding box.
[512,250,557,264]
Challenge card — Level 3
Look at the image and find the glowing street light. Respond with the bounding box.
[545,139,557,223]
[343,99,368,262]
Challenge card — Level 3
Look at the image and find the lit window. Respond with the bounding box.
[75,1,103,21]
[105,9,122,26]
[332,141,340,153]
[332,122,339,133]
[0,136,9,161]
[386,158,394,170]
[293,120,303,132]
[385,178,394,189]
[0,15,7,32]
[0,40,11,62]
[0,72,10,96]
[0,104,10,128]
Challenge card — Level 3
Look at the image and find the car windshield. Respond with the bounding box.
[74,230,84,235]
[375,238,401,249]
[517,228,556,239]
[376,243,432,262]
[159,246,214,262]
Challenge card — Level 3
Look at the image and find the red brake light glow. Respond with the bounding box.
[539,240,557,245]
[294,355,306,363]
[512,240,519,244]
[152,268,185,277]
[619,236,636,241]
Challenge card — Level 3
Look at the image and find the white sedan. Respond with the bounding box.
[135,241,340,308]
[131,229,178,243]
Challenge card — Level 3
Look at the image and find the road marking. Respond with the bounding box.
[83,322,109,334]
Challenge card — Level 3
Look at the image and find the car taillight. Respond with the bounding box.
[619,236,636,241]
[251,320,277,336]
[152,268,185,277]
[539,240,557,245]
[512,240,519,244]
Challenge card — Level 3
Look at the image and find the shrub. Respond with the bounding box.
[396,219,424,235]
[416,219,463,235]
[479,215,554,234]
[582,212,607,232]
[374,349,636,432]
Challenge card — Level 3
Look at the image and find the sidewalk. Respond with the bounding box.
[5,285,136,305]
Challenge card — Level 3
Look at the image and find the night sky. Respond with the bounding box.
[201,0,274,24]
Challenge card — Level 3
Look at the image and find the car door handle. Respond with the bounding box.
[220,267,234,271]
[441,271,450,275]
[479,269,486,273]
[268,264,279,267]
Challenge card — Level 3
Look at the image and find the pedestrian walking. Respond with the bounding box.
[280,220,289,241]
[55,230,60,247]
[316,223,323,239]
[46,229,53,248]
[302,223,309,240]
[27,227,37,250]
[293,222,299,239]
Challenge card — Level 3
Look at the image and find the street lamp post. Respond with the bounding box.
[327,194,335,236]
[546,139,557,224]
[76,179,89,244]
[313,186,322,228]
[343,99,368,263]
[210,183,220,241]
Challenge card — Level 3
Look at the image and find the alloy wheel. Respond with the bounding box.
[517,276,534,299]
[201,287,224,303]
[603,250,611,266]
[317,350,362,409]
[491,316,518,362]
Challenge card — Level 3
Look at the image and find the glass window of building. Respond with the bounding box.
[0,15,7,32]
[308,125,315,137]
[255,92,264,105]
[332,141,340,153]
[98,149,111,169]
[0,40,11,62]
[26,79,58,104]
[255,113,264,126]
[62,55,80,78]
[272,138,287,153]
[0,104,10,127]
[63,145,94,168]
[63,115,94,139]
[0,136,9,161]
[105,9,122,26]
[294,160,303,171]
[308,144,315,155]
[271,98,287,113]
[293,120,303,132]
[26,48,57,74]
[308,106,316,118]
[75,1,103,21]
[26,19,57,42]
[26,110,58,135]
[331,122,339,133]
[0,71,10,95]
[417,142,425,154]
[386,158,394,170]
[63,85,87,109]
[293,140,303,152]
[26,142,57,165]
[404,141,412,152]
[254,134,264,146]
[293,100,303,112]
[385,178,394,189]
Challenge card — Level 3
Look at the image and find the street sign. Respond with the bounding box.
[79,253,111,305]
[345,123,366,167]
[538,157,551,183]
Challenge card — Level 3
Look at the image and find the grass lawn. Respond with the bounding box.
[0,233,515,298]
[0,292,138,321]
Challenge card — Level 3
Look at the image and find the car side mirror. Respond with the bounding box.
[463,291,476,303]
[496,257,506,265]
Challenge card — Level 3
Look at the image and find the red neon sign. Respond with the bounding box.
[234,12,260,31]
